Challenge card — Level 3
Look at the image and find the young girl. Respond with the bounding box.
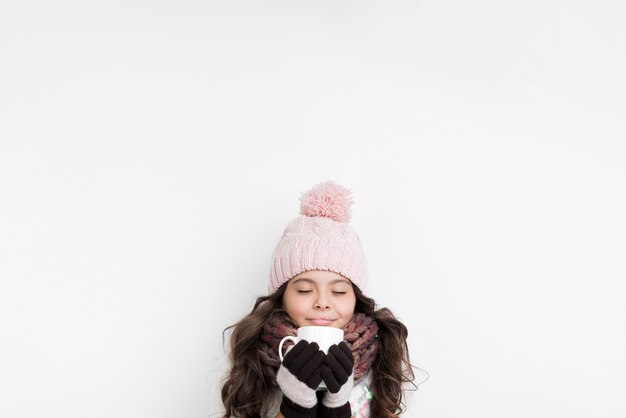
[221,181,415,418]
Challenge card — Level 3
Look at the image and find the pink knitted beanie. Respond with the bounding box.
[268,181,368,294]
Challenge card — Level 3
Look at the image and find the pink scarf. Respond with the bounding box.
[259,312,379,383]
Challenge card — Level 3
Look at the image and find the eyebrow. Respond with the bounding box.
[291,277,351,285]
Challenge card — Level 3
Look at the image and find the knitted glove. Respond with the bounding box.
[319,342,354,418]
[276,340,325,418]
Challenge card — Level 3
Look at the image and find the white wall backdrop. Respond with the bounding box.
[1,1,625,417]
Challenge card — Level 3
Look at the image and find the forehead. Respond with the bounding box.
[290,270,352,285]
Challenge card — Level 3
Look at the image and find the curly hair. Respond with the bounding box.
[221,284,414,417]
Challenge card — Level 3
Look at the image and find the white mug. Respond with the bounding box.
[278,326,344,362]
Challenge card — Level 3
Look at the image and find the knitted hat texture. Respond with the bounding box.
[268,181,368,294]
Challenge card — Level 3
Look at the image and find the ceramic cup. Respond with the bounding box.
[278,326,344,361]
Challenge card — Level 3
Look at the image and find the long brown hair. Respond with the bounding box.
[221,284,415,417]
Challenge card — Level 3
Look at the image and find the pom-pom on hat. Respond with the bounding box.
[268,180,368,294]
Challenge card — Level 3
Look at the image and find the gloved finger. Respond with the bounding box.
[327,344,354,375]
[282,340,308,368]
[298,349,325,386]
[286,341,321,375]
[337,342,354,364]
[321,365,341,393]
[303,362,324,389]
[324,349,349,386]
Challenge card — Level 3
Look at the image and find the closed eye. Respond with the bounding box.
[332,291,347,295]
[297,290,312,294]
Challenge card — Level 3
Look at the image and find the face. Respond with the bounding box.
[282,270,356,328]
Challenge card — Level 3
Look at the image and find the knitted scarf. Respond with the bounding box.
[259,312,379,383]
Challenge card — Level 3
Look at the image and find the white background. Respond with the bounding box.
[1,1,625,417]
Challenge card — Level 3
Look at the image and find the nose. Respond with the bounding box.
[314,296,330,310]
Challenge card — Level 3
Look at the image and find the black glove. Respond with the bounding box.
[319,342,354,418]
[276,340,325,418]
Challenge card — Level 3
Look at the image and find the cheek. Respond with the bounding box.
[338,295,357,316]
[283,297,310,327]
[283,292,306,317]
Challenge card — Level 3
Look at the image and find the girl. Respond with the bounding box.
[221,181,415,418]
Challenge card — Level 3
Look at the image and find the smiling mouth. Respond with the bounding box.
[307,318,335,325]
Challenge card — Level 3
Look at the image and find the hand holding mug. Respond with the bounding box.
[277,327,353,418]
[278,326,344,391]
[319,342,355,418]
[276,340,325,418]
